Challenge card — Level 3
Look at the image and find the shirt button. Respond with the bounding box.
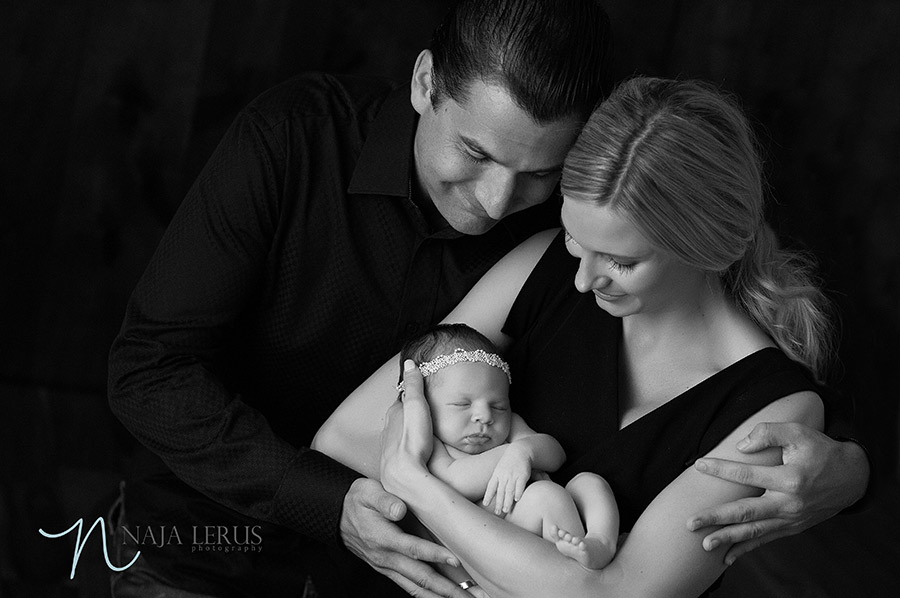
[405,322,420,335]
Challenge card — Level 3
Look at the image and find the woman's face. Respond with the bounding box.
[425,362,512,455]
[560,198,706,318]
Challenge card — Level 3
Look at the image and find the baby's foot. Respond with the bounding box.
[551,525,615,570]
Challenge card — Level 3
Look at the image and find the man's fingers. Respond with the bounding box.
[721,528,791,566]
[734,421,801,453]
[687,495,780,531]
[698,517,784,551]
[369,487,408,522]
[694,457,786,491]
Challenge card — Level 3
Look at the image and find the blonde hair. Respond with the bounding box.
[561,77,835,381]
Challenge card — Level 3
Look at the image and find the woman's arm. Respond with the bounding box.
[383,364,825,598]
[312,229,558,477]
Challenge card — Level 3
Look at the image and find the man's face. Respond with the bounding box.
[410,54,582,235]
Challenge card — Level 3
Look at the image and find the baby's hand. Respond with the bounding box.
[483,443,532,515]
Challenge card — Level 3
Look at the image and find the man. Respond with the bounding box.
[108,1,869,597]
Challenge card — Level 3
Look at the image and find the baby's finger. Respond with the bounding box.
[503,480,517,514]
[494,478,508,514]
[514,476,526,502]
[483,476,499,507]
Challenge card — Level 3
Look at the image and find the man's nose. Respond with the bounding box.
[479,171,517,220]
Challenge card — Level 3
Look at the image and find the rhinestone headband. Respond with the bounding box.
[397,348,512,392]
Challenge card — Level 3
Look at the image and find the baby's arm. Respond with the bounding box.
[506,413,566,472]
[429,439,520,502]
[484,413,567,514]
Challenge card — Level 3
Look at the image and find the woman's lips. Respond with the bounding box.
[593,289,625,301]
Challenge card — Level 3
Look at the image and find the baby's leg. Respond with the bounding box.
[506,480,611,569]
[551,472,619,569]
[505,480,584,537]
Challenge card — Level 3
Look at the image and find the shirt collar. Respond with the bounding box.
[348,85,414,197]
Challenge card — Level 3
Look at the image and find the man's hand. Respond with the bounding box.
[340,478,469,598]
[687,422,870,565]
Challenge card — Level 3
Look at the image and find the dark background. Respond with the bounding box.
[2,0,898,596]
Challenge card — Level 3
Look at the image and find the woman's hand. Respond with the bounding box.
[375,361,479,598]
[381,360,435,496]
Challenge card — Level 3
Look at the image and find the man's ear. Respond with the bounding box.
[410,49,434,115]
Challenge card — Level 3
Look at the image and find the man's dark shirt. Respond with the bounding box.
[107,73,558,596]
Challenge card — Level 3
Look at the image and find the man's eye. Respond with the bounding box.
[464,152,489,165]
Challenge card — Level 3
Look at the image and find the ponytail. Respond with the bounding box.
[724,225,836,383]
[564,77,838,381]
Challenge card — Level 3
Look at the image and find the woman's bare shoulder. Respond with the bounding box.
[441,228,559,347]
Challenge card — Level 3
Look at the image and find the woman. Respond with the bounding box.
[315,77,835,597]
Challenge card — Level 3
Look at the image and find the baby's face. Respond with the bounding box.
[426,361,512,455]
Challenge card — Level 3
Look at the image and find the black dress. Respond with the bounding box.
[502,231,825,533]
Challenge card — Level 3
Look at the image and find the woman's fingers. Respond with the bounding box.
[376,559,473,598]
[399,360,434,452]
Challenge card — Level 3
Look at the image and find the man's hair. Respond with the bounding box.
[429,0,612,123]
[400,323,502,368]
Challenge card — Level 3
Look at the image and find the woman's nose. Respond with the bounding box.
[574,256,611,293]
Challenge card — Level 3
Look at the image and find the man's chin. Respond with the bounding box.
[450,217,498,236]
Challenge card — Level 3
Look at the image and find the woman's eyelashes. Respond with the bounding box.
[564,229,636,274]
[607,258,636,273]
